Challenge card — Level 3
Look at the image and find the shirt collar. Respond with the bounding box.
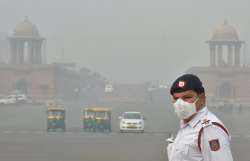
[180,106,208,128]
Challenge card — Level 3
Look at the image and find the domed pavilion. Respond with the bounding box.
[9,17,44,64]
[187,21,250,107]
[207,20,245,67]
[0,17,79,101]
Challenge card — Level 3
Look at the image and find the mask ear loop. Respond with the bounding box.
[197,93,206,108]
[191,97,199,113]
[193,97,199,104]
[194,92,204,104]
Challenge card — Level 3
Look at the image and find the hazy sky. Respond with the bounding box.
[1,0,250,83]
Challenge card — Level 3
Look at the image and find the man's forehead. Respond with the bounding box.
[173,90,196,97]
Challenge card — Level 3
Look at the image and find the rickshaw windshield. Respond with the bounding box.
[95,112,107,118]
[85,111,95,117]
[123,113,142,119]
[48,111,64,116]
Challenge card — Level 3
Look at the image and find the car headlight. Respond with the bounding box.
[122,121,126,124]
[138,121,142,124]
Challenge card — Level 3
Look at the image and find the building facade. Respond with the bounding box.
[0,17,79,101]
[187,21,250,106]
[0,32,9,63]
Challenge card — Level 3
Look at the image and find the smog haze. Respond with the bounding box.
[1,0,250,83]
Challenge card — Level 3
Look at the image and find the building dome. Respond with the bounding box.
[211,21,239,41]
[14,17,40,37]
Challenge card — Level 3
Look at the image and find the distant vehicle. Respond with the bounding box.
[47,101,66,132]
[119,112,145,133]
[147,87,157,92]
[0,95,17,105]
[82,107,112,132]
[158,84,168,89]
[104,84,114,93]
[0,92,30,105]
[15,94,29,103]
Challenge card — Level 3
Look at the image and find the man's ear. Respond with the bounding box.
[198,93,206,107]
[199,93,205,98]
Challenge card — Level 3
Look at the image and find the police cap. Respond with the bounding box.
[170,74,205,95]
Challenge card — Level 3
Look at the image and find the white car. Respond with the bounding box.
[15,94,28,103]
[119,112,145,133]
[0,95,17,105]
[104,84,114,93]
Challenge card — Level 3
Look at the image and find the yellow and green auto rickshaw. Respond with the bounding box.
[82,107,111,132]
[47,102,66,132]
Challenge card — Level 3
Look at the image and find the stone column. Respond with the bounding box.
[234,44,241,67]
[36,41,42,64]
[228,44,233,66]
[31,41,35,64]
[217,45,223,66]
[18,41,24,64]
[210,44,216,66]
[28,41,34,64]
[16,40,22,64]
[33,41,37,64]
[9,39,17,64]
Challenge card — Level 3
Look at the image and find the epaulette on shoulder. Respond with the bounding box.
[201,118,212,128]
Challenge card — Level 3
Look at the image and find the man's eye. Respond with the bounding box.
[182,97,193,100]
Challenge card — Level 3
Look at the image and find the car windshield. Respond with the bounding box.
[123,113,142,119]
[17,95,26,98]
[6,95,15,99]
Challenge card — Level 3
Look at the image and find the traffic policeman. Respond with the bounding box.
[167,74,234,161]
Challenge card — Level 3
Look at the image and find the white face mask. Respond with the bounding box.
[173,97,199,120]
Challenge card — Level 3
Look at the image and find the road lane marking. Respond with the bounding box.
[3,130,13,134]
[64,131,73,134]
[246,135,250,139]
[19,130,29,134]
[33,131,44,134]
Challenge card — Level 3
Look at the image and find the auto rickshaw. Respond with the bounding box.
[47,101,66,132]
[82,107,111,132]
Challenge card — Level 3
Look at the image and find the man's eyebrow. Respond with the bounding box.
[182,95,193,98]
